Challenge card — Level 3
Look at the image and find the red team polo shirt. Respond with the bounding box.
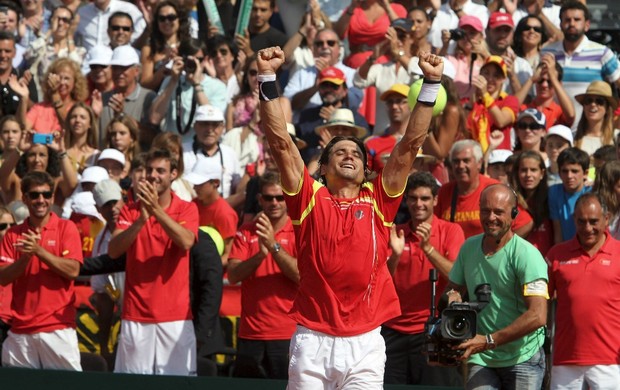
[196,197,239,240]
[284,167,401,336]
[229,218,298,340]
[384,218,464,334]
[434,175,532,238]
[547,234,620,365]
[0,213,83,334]
[117,193,199,323]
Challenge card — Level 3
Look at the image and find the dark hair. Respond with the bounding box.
[406,171,439,196]
[593,145,618,163]
[253,0,276,9]
[0,1,20,23]
[510,151,548,228]
[237,54,257,97]
[0,115,23,131]
[258,170,281,193]
[20,171,55,194]
[152,132,184,175]
[178,37,206,57]
[150,0,191,56]
[594,160,620,216]
[513,15,548,58]
[65,102,99,151]
[560,0,590,21]
[0,30,16,44]
[108,11,134,30]
[130,152,147,172]
[146,148,179,173]
[16,145,61,179]
[557,147,589,173]
[407,6,431,21]
[574,192,608,215]
[206,34,238,60]
[318,135,368,184]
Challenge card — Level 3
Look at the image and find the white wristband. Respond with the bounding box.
[418,82,440,104]
[257,73,277,82]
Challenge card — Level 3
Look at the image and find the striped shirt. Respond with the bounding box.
[542,36,620,129]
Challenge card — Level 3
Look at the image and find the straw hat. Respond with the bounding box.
[315,109,368,139]
[575,81,618,110]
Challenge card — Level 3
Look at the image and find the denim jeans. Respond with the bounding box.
[466,347,545,390]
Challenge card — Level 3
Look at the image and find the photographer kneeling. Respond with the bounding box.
[441,183,549,390]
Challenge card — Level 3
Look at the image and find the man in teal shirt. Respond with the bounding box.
[444,184,549,389]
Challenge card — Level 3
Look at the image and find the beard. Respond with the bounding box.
[563,29,585,43]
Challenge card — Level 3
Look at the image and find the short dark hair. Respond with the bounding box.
[406,171,439,196]
[407,6,431,21]
[258,171,281,193]
[0,1,20,22]
[21,171,55,194]
[146,148,179,173]
[108,11,134,29]
[130,152,147,172]
[179,37,206,57]
[560,0,590,21]
[207,34,238,59]
[557,147,590,173]
[593,145,617,163]
[318,135,368,184]
[574,192,608,215]
[0,30,16,44]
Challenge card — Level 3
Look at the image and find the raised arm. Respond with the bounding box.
[382,52,443,195]
[256,47,305,193]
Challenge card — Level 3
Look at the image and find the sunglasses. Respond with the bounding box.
[261,194,285,202]
[524,25,543,33]
[27,190,53,199]
[386,97,408,105]
[0,223,15,230]
[158,14,178,23]
[247,69,258,77]
[314,40,337,47]
[515,122,544,131]
[583,96,607,106]
[110,25,132,32]
[56,16,72,24]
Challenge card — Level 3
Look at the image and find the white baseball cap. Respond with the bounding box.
[87,45,113,67]
[184,162,222,185]
[110,45,140,67]
[194,105,225,123]
[546,125,573,147]
[488,149,513,165]
[81,166,110,184]
[97,148,126,166]
[93,179,122,208]
[71,191,100,219]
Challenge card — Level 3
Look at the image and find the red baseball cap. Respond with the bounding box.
[488,12,514,29]
[459,15,483,33]
[318,66,346,85]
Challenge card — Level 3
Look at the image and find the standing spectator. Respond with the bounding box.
[0,171,83,370]
[105,114,140,178]
[408,7,432,56]
[107,12,134,49]
[435,140,532,238]
[541,1,620,129]
[545,125,573,186]
[506,0,562,39]
[547,193,620,389]
[512,15,548,70]
[257,46,441,389]
[549,147,591,243]
[0,2,26,68]
[515,54,575,129]
[573,81,618,156]
[467,55,519,152]
[18,0,51,48]
[76,0,146,52]
[429,0,490,55]
[444,184,548,389]
[140,0,192,92]
[0,32,37,117]
[99,45,157,148]
[234,0,287,59]
[184,162,238,268]
[108,149,198,375]
[224,55,262,130]
[594,161,620,239]
[383,172,463,386]
[227,171,298,379]
[334,0,406,69]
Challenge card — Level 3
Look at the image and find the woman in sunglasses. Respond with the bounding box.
[573,81,618,157]
[24,6,86,95]
[140,0,192,91]
[512,15,548,70]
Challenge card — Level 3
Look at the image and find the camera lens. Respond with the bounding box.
[445,315,470,339]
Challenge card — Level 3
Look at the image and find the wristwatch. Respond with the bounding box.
[271,242,282,254]
[485,334,496,350]
[397,50,405,58]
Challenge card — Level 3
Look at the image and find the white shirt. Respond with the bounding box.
[430,0,490,55]
[512,4,561,30]
[182,142,242,199]
[76,0,147,52]
[221,126,260,169]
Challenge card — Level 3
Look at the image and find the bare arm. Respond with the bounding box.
[271,249,299,284]
[488,106,515,128]
[149,58,183,125]
[36,250,81,280]
[382,52,443,195]
[333,3,356,39]
[0,256,31,286]
[257,47,305,193]
[108,221,145,259]
[227,256,264,284]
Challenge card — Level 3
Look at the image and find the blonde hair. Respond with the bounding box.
[64,102,99,150]
[42,58,89,103]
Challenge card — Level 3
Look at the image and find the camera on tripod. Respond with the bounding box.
[423,270,492,366]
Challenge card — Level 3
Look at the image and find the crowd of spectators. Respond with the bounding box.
[0,0,619,387]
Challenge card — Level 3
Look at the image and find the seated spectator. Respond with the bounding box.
[515,54,575,129]
[83,45,114,100]
[573,81,618,157]
[594,160,620,239]
[514,108,547,160]
[24,6,86,97]
[511,150,553,256]
[408,7,432,56]
[225,55,259,131]
[64,102,100,175]
[443,15,485,101]
[486,149,512,184]
[353,19,418,132]
[545,125,573,186]
[314,109,368,155]
[428,0,490,55]
[105,115,140,179]
[467,55,518,152]
[96,148,126,182]
[152,132,194,201]
[549,147,591,243]
[16,58,88,135]
[511,14,549,70]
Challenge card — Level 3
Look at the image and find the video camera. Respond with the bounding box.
[423,270,492,366]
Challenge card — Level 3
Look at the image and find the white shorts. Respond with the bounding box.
[551,364,620,390]
[2,328,81,370]
[114,319,196,376]
[287,325,385,390]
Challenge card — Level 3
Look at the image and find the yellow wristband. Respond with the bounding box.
[482,93,495,109]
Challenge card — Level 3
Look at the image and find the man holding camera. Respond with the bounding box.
[443,184,549,389]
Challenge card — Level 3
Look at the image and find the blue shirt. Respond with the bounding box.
[548,184,591,241]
